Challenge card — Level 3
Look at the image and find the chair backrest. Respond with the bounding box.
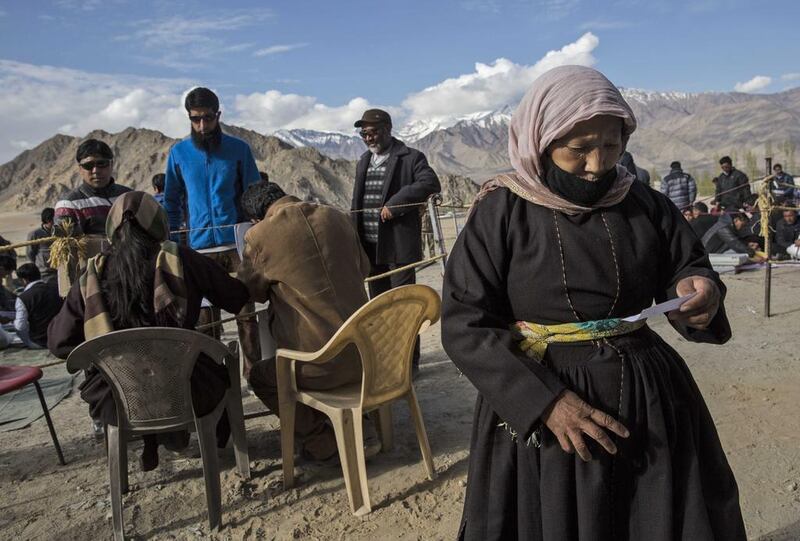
[66,328,233,432]
[317,285,440,410]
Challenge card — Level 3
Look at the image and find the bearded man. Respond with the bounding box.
[164,86,261,375]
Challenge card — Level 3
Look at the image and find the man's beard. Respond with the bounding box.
[191,124,223,152]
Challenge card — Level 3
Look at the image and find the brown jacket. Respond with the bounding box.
[238,196,370,378]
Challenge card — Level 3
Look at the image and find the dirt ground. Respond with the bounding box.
[1,216,800,540]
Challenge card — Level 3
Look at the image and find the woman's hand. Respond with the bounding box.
[669,275,720,330]
[541,390,629,461]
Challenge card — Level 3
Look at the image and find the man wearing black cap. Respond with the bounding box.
[351,109,440,373]
[164,86,261,376]
[714,156,750,211]
[660,160,697,210]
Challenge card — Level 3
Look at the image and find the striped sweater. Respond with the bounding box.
[54,180,132,235]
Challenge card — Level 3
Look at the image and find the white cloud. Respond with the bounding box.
[781,73,800,81]
[254,43,308,57]
[734,75,772,93]
[402,32,599,124]
[0,59,193,162]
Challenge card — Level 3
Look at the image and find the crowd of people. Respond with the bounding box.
[4,69,797,539]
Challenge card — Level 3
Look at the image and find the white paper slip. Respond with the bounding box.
[622,293,697,323]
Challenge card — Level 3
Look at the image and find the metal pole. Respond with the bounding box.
[428,194,447,271]
[764,157,772,318]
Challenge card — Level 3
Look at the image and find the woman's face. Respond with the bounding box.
[547,114,623,180]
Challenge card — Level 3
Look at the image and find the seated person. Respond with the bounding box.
[48,192,250,470]
[54,139,132,236]
[690,202,716,239]
[775,210,800,260]
[151,173,166,206]
[14,263,63,349]
[700,212,760,258]
[26,207,57,282]
[237,182,372,461]
[0,254,17,321]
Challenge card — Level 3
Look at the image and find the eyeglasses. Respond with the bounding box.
[189,113,218,123]
[359,129,382,139]
[79,159,111,171]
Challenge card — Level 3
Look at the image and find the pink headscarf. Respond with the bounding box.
[476,65,638,215]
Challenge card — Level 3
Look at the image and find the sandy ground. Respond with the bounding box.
[1,216,800,539]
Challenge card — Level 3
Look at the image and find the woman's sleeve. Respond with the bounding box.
[652,190,731,344]
[441,192,566,439]
[47,280,87,359]
[182,248,250,314]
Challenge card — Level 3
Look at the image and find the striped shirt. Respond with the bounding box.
[360,150,391,244]
[54,180,132,236]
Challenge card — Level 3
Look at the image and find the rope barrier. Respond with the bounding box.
[363,254,445,283]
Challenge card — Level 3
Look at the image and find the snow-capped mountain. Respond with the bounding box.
[273,128,366,161]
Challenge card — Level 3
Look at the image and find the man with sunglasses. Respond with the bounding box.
[351,109,440,375]
[164,86,261,376]
[54,139,131,236]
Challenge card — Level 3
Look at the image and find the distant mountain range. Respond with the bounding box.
[0,86,796,211]
[274,88,800,182]
[0,124,477,211]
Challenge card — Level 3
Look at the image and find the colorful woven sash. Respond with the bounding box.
[512,318,646,361]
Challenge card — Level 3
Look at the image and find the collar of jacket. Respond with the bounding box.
[265,195,302,219]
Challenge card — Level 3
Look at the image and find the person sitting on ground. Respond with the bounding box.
[54,139,132,236]
[682,207,694,222]
[770,163,796,204]
[701,212,760,258]
[690,201,716,239]
[26,208,57,282]
[236,181,375,462]
[774,209,800,260]
[151,173,166,206]
[0,255,17,322]
[48,191,251,471]
[13,263,62,349]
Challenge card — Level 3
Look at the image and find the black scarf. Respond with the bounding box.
[542,163,618,207]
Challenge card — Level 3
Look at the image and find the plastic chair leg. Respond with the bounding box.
[107,425,125,541]
[375,404,393,453]
[225,390,251,479]
[279,395,296,489]
[331,409,371,516]
[196,415,222,530]
[406,388,435,480]
[33,381,65,465]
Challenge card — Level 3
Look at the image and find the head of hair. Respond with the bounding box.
[731,212,748,222]
[241,182,287,221]
[151,173,165,192]
[773,163,783,170]
[259,171,270,182]
[101,217,166,329]
[41,207,55,224]
[719,156,732,165]
[184,87,219,112]
[693,201,709,213]
[0,255,15,273]
[670,161,681,170]
[76,139,113,163]
[16,262,40,283]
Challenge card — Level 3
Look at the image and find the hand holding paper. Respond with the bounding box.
[668,275,721,330]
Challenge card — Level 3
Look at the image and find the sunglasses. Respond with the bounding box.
[359,129,383,139]
[79,160,111,171]
[189,113,218,123]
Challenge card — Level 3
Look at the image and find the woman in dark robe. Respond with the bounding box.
[441,66,746,540]
[48,191,251,470]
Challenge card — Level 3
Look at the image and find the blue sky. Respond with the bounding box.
[0,0,797,162]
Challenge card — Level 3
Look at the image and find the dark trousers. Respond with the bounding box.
[363,242,420,368]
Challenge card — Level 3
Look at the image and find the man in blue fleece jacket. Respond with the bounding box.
[164,87,261,374]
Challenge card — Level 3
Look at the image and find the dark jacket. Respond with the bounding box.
[18,281,63,347]
[714,168,750,210]
[351,138,441,265]
[774,218,800,252]
[26,226,56,279]
[661,167,697,209]
[700,217,753,256]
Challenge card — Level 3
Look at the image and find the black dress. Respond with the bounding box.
[441,183,746,541]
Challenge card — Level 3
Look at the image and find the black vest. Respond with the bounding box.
[19,282,63,347]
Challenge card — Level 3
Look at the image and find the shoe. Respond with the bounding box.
[91,418,104,439]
